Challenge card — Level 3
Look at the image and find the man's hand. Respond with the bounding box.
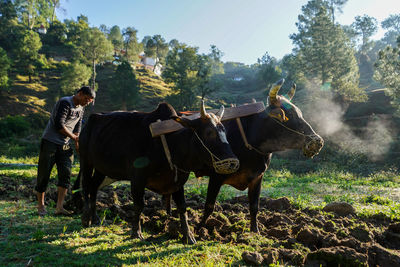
[73,133,79,153]
[75,140,80,153]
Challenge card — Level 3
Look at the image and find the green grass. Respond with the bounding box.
[0,156,399,265]
[0,200,255,266]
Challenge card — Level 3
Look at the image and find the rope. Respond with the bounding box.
[193,131,239,174]
[235,117,266,156]
[270,117,315,137]
[193,131,221,161]
[235,113,316,157]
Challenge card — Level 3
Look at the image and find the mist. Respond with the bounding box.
[296,82,395,161]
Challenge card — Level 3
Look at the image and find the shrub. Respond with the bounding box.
[0,115,31,138]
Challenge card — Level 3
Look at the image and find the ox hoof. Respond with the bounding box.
[250,224,260,234]
[131,231,144,240]
[91,214,100,226]
[81,211,91,227]
[195,222,206,233]
[183,233,196,245]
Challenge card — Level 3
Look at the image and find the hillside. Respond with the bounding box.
[0,63,173,119]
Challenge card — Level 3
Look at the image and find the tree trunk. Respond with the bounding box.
[92,59,96,89]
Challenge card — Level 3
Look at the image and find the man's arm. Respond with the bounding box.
[54,100,79,142]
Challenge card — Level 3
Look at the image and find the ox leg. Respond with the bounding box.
[172,187,196,244]
[162,194,172,215]
[248,176,262,233]
[198,177,222,230]
[88,170,105,225]
[81,163,93,227]
[71,170,83,212]
[131,179,145,240]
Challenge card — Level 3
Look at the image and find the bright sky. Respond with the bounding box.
[57,0,400,65]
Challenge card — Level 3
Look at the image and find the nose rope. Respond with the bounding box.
[235,117,319,157]
[193,131,239,174]
[270,117,315,137]
[193,131,221,161]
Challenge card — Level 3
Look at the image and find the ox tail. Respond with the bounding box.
[71,169,84,212]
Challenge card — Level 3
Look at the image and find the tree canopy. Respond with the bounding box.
[111,61,139,110]
[289,0,365,102]
[374,38,400,113]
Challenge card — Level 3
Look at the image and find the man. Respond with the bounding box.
[35,86,95,216]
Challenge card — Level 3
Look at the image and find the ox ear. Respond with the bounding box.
[171,116,195,128]
[268,108,289,122]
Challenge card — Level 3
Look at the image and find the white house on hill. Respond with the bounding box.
[138,52,162,76]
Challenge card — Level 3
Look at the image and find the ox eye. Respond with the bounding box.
[205,128,217,139]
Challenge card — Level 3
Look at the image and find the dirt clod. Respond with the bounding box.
[322,202,356,216]
[305,246,368,266]
[242,251,264,266]
[3,175,399,266]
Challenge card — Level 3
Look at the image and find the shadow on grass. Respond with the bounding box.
[0,199,241,266]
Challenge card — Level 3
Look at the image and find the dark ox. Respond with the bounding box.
[76,102,239,244]
[165,79,324,233]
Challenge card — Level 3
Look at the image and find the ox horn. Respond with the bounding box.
[200,100,208,119]
[215,105,225,119]
[288,82,296,100]
[269,79,284,104]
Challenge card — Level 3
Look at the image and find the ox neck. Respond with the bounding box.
[166,128,204,172]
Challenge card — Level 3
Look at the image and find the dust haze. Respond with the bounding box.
[296,81,395,161]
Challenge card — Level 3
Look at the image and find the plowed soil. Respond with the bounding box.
[2,176,399,266]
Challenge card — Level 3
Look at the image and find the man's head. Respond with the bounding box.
[75,86,95,106]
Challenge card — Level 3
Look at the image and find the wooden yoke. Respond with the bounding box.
[149,102,265,137]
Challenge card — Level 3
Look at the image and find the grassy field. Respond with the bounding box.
[0,156,399,266]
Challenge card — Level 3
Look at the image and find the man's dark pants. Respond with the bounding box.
[35,139,74,193]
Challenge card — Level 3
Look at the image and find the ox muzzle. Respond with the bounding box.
[213,157,240,174]
[303,134,324,158]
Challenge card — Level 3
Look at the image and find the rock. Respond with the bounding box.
[265,197,292,211]
[305,246,368,266]
[242,251,264,266]
[322,202,355,216]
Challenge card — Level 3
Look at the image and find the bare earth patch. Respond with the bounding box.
[2,176,399,266]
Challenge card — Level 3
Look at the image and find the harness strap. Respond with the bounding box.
[236,118,250,149]
[235,117,266,156]
[160,133,174,171]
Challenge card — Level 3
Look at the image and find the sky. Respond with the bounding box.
[56,0,400,65]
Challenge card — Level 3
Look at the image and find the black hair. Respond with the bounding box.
[77,86,96,98]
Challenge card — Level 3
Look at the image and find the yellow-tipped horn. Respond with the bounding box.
[288,83,296,100]
[215,105,224,119]
[200,100,207,118]
[269,79,284,104]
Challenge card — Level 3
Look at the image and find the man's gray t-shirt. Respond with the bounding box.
[42,96,84,145]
